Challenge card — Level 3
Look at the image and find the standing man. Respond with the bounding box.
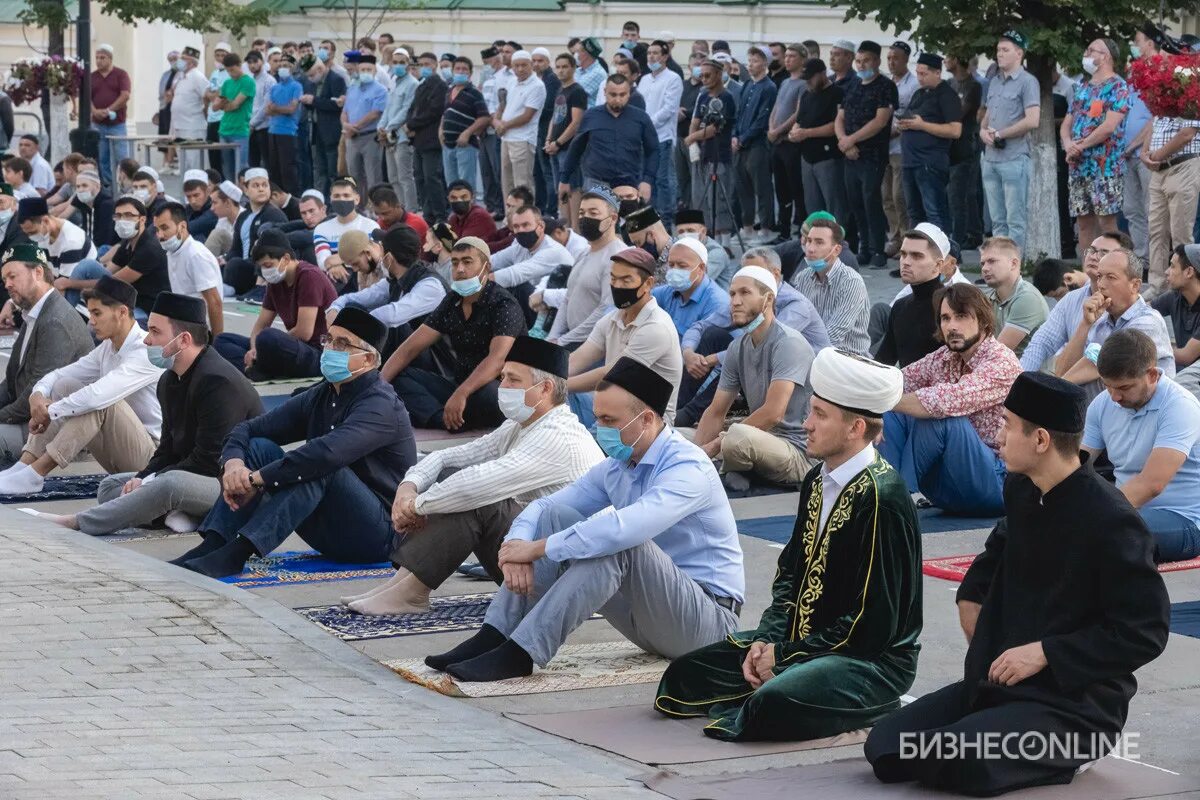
[405,53,448,221]
[1060,39,1130,258]
[203,43,232,174]
[980,31,1041,250]
[156,51,181,174]
[212,53,255,181]
[302,53,347,198]
[867,372,1169,796]
[531,47,561,216]
[897,52,961,232]
[883,41,918,259]
[169,47,211,175]
[441,56,490,196]
[641,40,683,230]
[573,38,607,109]
[545,53,587,226]
[769,44,808,241]
[496,51,546,198]
[676,52,706,212]
[266,55,303,196]
[244,51,275,171]
[731,47,777,244]
[945,54,983,249]
[379,48,417,210]
[685,61,737,239]
[792,58,846,228]
[343,55,389,204]
[478,46,506,218]
[560,76,657,201]
[90,44,131,188]
[1142,110,1200,299]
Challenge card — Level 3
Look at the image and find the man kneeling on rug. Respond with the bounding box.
[43,293,262,535]
[424,357,746,682]
[655,348,922,741]
[342,336,604,615]
[171,308,418,577]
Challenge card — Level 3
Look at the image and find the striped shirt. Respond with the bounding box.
[790,259,871,355]
[442,83,489,148]
[406,404,605,516]
[312,215,380,270]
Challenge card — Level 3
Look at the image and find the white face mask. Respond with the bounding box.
[496,384,544,424]
[1082,56,1098,75]
[76,189,95,204]
[160,235,182,253]
[132,187,153,203]
[114,220,139,240]
[261,265,286,284]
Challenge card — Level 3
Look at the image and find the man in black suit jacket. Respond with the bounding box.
[302,54,347,198]
[406,53,448,221]
[222,169,287,297]
[43,292,263,535]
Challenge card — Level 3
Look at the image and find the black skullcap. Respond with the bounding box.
[481,46,499,59]
[917,52,944,70]
[92,275,137,312]
[858,40,882,56]
[891,40,912,56]
[440,52,455,61]
[2,242,49,266]
[380,223,421,265]
[1003,372,1087,434]
[802,58,827,79]
[330,306,387,353]
[359,53,377,64]
[150,292,207,326]
[507,335,569,379]
[17,196,48,222]
[623,204,660,234]
[601,356,674,417]
[674,208,705,226]
[582,37,603,58]
[712,40,730,53]
[299,54,316,71]
[252,227,294,259]
[0,182,12,197]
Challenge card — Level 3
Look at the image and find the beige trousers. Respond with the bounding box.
[23,378,157,473]
[883,153,909,250]
[501,140,536,198]
[1147,157,1200,298]
[720,422,817,486]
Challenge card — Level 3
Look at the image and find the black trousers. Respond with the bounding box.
[206,121,222,172]
[249,129,270,169]
[223,257,258,296]
[390,368,503,431]
[268,133,298,195]
[414,147,447,221]
[771,141,804,238]
[675,326,735,428]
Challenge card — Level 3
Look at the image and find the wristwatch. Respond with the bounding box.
[248,472,262,489]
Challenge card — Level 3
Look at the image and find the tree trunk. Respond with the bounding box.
[43,20,65,158]
[1025,54,1064,261]
[49,92,71,165]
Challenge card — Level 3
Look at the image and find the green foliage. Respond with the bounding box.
[20,0,269,36]
[836,0,1200,68]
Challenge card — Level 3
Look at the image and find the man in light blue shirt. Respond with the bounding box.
[342,56,389,206]
[425,357,745,682]
[1084,328,1200,562]
[651,238,729,336]
[379,48,419,211]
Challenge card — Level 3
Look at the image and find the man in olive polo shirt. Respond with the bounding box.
[979,235,1048,357]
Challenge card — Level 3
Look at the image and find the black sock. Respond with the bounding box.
[182,535,257,578]
[168,530,227,566]
[425,623,506,671]
[445,639,533,682]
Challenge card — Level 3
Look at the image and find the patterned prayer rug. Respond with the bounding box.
[387,642,668,698]
[924,554,1200,582]
[738,509,999,546]
[1,474,104,503]
[219,550,393,588]
[297,593,496,639]
[1170,601,1200,639]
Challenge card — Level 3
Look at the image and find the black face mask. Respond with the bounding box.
[611,280,645,309]
[641,239,659,261]
[330,199,356,217]
[449,200,471,216]
[618,198,641,218]
[515,229,540,249]
[578,216,607,242]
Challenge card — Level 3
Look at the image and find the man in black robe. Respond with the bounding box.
[865,371,1170,796]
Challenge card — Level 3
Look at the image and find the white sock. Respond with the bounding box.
[164,510,202,533]
[0,465,45,495]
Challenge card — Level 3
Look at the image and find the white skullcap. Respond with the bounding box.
[301,188,325,202]
[832,39,857,53]
[394,47,411,60]
[215,41,232,53]
[244,167,270,182]
[218,180,243,203]
[511,49,532,62]
[267,46,282,56]
[711,52,733,64]
[912,222,950,259]
[531,47,552,59]
[135,165,159,182]
[659,30,676,41]
[182,169,208,184]
[96,44,114,55]
[669,237,708,266]
[732,265,777,293]
[810,348,903,417]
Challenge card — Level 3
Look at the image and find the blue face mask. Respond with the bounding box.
[146,333,182,370]
[856,68,875,80]
[807,257,828,272]
[450,264,486,297]
[742,313,765,333]
[440,67,453,81]
[317,48,330,63]
[320,349,356,383]
[691,66,702,79]
[1130,45,1142,59]
[278,67,291,80]
[595,415,646,462]
[393,65,407,77]
[419,66,433,79]
[452,72,470,85]
[665,267,694,291]
[649,61,664,73]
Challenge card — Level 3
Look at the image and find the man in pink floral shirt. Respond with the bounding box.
[879,283,1022,515]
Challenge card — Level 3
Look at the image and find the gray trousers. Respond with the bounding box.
[869,301,892,357]
[345,134,384,204]
[1123,157,1152,262]
[74,470,221,536]
[0,422,26,466]
[386,141,419,211]
[690,160,735,234]
[734,141,775,229]
[484,504,740,667]
[392,497,523,589]
[802,157,847,227]
[1176,362,1200,400]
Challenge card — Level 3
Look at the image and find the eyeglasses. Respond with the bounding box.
[113,212,141,221]
[319,334,369,353]
[1085,247,1117,258]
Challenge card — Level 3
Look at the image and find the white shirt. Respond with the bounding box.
[171,68,210,133]
[28,153,53,192]
[819,443,876,530]
[249,69,277,131]
[892,267,972,303]
[33,325,164,439]
[500,74,547,143]
[48,220,97,278]
[329,273,446,328]
[12,183,39,201]
[19,288,53,363]
[639,68,684,143]
[312,215,380,269]
[167,236,222,297]
[206,67,229,123]
[889,71,920,156]
[490,235,573,288]
[561,230,589,261]
[406,403,605,516]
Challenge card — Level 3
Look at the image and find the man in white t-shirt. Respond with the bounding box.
[17,197,96,284]
[170,46,212,173]
[153,202,224,336]
[495,51,546,197]
[313,177,379,285]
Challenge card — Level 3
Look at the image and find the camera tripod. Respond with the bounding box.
[698,158,746,253]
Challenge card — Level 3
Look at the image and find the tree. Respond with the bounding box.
[339,0,420,46]
[20,0,267,39]
[836,0,1200,260]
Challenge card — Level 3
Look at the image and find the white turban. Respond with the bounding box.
[97,44,114,56]
[732,265,777,293]
[669,237,708,266]
[810,349,903,417]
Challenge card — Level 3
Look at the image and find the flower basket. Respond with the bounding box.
[4,55,85,106]
[1130,53,1200,119]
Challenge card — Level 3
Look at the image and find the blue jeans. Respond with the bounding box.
[390,367,503,430]
[201,437,394,562]
[843,153,888,259]
[1139,508,1200,563]
[220,134,249,180]
[981,155,1030,250]
[65,259,112,309]
[552,149,582,190]
[901,163,951,233]
[652,139,678,229]
[442,145,480,193]
[568,391,596,431]
[94,121,129,188]
[879,413,1006,516]
[212,329,322,379]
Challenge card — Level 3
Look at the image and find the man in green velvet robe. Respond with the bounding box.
[655,349,923,741]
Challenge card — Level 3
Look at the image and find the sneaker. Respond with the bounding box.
[870,254,889,269]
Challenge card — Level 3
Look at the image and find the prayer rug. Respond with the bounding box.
[388,642,664,698]
[508,704,867,764]
[298,593,496,639]
[641,756,1200,799]
[219,550,393,588]
[413,427,487,443]
[738,509,999,546]
[925,554,1200,582]
[250,376,319,387]
[1,474,104,503]
[1169,601,1200,639]
[260,394,292,412]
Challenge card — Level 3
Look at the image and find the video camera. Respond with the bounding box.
[1142,21,1200,55]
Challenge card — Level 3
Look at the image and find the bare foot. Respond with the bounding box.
[347,576,431,616]
[41,512,79,530]
[340,568,410,606]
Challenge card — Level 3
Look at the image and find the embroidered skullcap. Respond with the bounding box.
[244,167,269,182]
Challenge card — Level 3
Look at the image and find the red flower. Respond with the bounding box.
[1131,54,1200,119]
